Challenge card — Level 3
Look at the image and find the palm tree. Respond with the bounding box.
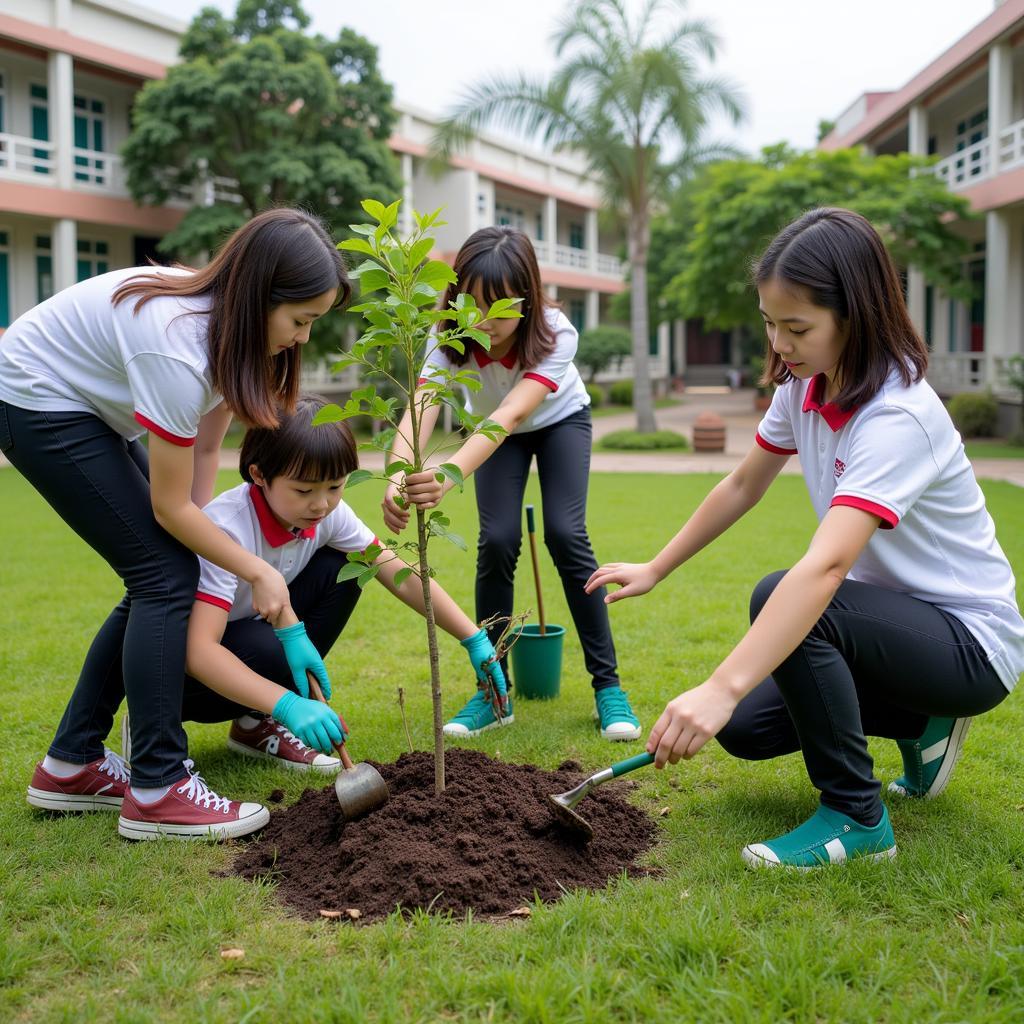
[432,0,745,433]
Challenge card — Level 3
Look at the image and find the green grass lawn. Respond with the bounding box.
[2,468,1023,1023]
[965,438,1024,460]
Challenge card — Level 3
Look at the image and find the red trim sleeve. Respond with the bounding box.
[523,372,558,392]
[195,592,233,612]
[831,495,898,530]
[755,432,798,456]
[134,412,195,447]
[416,377,429,387]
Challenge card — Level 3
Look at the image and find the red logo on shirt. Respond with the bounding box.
[834,458,846,479]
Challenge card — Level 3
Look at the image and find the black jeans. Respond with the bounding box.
[1,401,198,786]
[181,547,361,722]
[717,570,1008,824]
[473,407,619,691]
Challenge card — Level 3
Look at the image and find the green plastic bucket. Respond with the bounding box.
[509,624,565,700]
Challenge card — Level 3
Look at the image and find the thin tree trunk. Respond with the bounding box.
[415,505,445,794]
[629,210,657,434]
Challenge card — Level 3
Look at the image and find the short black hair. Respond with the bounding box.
[239,393,358,484]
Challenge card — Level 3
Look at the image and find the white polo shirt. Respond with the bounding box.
[419,306,589,433]
[756,370,1024,691]
[0,267,221,446]
[195,482,379,621]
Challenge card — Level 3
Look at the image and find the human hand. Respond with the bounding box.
[460,628,508,713]
[251,565,290,621]
[646,681,738,766]
[402,468,445,510]
[272,691,346,754]
[584,561,660,604]
[382,482,410,535]
[273,621,331,699]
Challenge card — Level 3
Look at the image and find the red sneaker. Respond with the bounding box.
[117,760,269,841]
[27,749,129,812]
[227,716,341,774]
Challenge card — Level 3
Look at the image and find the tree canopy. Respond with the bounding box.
[659,145,975,332]
[123,0,401,258]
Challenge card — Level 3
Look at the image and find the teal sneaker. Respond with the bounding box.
[888,716,971,799]
[594,686,641,741]
[442,691,514,738]
[742,804,897,870]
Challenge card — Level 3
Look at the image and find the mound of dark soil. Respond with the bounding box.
[232,748,658,921]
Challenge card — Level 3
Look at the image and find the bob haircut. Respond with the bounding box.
[754,207,928,411]
[438,226,556,369]
[112,207,351,429]
[239,394,358,485]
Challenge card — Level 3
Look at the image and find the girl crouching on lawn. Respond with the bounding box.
[588,208,1023,870]
[138,394,505,792]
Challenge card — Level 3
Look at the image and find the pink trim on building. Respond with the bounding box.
[0,13,168,80]
[958,163,1024,211]
[438,251,624,294]
[1,180,185,232]
[821,0,1024,150]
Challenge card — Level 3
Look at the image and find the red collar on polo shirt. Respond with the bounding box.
[248,484,316,547]
[802,374,857,432]
[474,344,518,369]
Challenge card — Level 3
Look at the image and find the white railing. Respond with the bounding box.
[934,136,990,190]
[553,242,591,270]
[0,132,56,179]
[927,352,1020,394]
[71,146,128,193]
[300,359,361,392]
[596,252,625,275]
[994,116,1024,175]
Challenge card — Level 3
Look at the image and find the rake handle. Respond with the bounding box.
[525,504,546,636]
[306,674,355,770]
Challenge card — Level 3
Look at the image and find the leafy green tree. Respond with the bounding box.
[122,0,401,261]
[575,324,632,382]
[664,145,975,331]
[431,0,745,434]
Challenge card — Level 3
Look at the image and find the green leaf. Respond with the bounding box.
[358,268,390,294]
[435,462,464,492]
[408,237,433,267]
[312,404,360,425]
[464,328,491,347]
[361,198,387,222]
[345,468,375,487]
[385,460,413,476]
[357,565,381,588]
[338,237,377,256]
[418,260,457,289]
[337,562,366,582]
[394,566,414,586]
[484,297,523,319]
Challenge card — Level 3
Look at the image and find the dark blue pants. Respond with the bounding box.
[716,570,1007,824]
[473,407,619,691]
[1,401,198,787]
[182,548,361,722]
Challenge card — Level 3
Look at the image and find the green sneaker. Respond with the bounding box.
[742,804,897,870]
[888,716,971,799]
[594,686,641,741]
[442,691,514,738]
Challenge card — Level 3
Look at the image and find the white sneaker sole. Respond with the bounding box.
[741,843,897,871]
[443,713,515,738]
[26,787,123,812]
[593,708,642,741]
[225,737,341,774]
[117,805,270,841]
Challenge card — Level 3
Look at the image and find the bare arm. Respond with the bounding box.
[586,444,789,603]
[190,403,233,508]
[148,434,290,620]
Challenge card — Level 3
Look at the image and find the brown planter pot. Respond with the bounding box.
[754,393,772,412]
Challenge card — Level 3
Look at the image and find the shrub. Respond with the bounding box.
[585,383,604,409]
[576,324,631,382]
[608,379,633,406]
[599,429,689,450]
[947,391,999,438]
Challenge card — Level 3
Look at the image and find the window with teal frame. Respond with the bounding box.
[569,222,585,249]
[569,298,585,332]
[36,235,53,303]
[30,83,49,175]
[73,94,106,184]
[76,238,110,282]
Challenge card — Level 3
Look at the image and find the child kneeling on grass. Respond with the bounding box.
[117,394,505,839]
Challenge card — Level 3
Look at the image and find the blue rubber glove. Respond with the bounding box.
[273,621,331,699]
[460,628,508,712]
[272,691,346,755]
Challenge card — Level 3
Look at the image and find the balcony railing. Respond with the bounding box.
[0,133,56,178]
[529,238,624,277]
[927,351,1018,394]
[933,116,1024,191]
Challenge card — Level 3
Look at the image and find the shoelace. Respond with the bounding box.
[175,759,232,813]
[597,688,635,722]
[98,748,129,783]
[273,722,309,751]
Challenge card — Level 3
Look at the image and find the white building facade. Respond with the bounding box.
[822,0,1024,407]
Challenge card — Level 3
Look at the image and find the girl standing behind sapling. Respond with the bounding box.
[177,394,506,773]
[588,207,1024,869]
[7,208,347,841]
[383,226,640,741]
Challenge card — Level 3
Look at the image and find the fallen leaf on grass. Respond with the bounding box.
[508,906,532,918]
[954,911,971,928]
[345,909,362,921]
[658,806,671,817]
[220,948,245,960]
[319,910,343,919]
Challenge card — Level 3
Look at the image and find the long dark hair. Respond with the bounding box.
[438,226,555,369]
[239,394,358,484]
[112,208,351,428]
[754,207,927,411]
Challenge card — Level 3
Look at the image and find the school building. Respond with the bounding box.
[821,0,1024,412]
[0,0,669,387]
